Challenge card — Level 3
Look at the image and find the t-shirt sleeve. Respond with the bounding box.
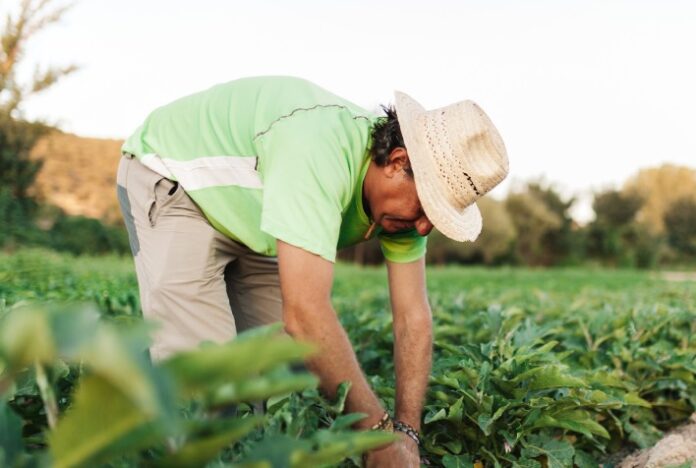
[379,230,428,263]
[256,113,349,262]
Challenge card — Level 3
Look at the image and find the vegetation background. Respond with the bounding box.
[11,129,696,269]
[1,1,695,266]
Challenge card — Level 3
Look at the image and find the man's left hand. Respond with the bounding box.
[398,432,421,466]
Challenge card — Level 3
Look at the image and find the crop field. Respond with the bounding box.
[1,249,695,467]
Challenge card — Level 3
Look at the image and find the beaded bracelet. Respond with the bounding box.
[363,412,395,466]
[369,412,394,432]
[394,420,421,446]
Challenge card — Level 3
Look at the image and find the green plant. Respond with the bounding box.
[2,252,695,466]
[0,303,393,467]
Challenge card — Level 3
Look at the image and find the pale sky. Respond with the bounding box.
[12,0,696,221]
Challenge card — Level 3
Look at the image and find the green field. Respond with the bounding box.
[1,249,695,467]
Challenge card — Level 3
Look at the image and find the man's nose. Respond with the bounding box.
[415,216,433,236]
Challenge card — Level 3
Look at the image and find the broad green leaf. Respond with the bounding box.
[531,409,610,439]
[153,416,261,467]
[424,437,450,456]
[0,400,23,466]
[47,304,101,358]
[442,454,475,468]
[479,446,500,466]
[536,340,559,354]
[574,449,599,468]
[500,429,520,451]
[478,361,492,387]
[514,458,542,468]
[431,374,461,390]
[49,375,168,468]
[447,397,464,422]
[521,436,574,468]
[578,389,623,409]
[514,365,586,390]
[505,342,560,371]
[165,332,316,394]
[477,413,493,435]
[443,439,462,454]
[266,393,291,411]
[240,434,311,467]
[233,462,270,468]
[587,371,632,389]
[79,325,165,418]
[512,366,555,383]
[0,304,102,372]
[294,430,396,466]
[435,341,461,355]
[330,381,352,414]
[512,320,554,348]
[478,403,511,436]
[330,413,366,431]
[522,408,542,427]
[624,392,652,408]
[424,408,447,424]
[210,369,318,406]
[87,422,172,466]
[624,419,662,449]
[0,306,56,368]
[432,389,456,404]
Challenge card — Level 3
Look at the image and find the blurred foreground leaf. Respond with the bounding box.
[49,374,172,468]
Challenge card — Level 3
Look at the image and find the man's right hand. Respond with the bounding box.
[276,240,386,423]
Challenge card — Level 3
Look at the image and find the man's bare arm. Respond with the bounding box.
[277,240,385,429]
[386,257,433,431]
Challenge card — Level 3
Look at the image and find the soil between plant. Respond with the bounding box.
[617,413,696,468]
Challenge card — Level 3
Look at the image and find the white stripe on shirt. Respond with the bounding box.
[140,153,263,190]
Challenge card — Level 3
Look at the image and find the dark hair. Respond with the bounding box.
[369,105,412,176]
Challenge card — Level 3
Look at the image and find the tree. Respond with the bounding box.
[505,190,562,266]
[1,0,77,118]
[426,196,516,265]
[592,190,642,227]
[0,0,76,245]
[0,115,45,200]
[587,189,660,268]
[664,197,696,257]
[623,164,696,234]
[526,182,580,264]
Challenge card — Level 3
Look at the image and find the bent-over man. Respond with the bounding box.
[117,76,509,467]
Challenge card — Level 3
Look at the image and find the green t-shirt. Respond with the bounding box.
[122,76,426,263]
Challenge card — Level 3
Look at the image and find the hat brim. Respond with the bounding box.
[394,91,483,241]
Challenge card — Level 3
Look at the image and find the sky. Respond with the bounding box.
[11,0,696,221]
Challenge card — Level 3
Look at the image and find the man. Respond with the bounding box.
[117,76,508,467]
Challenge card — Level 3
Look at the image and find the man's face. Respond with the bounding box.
[364,148,434,237]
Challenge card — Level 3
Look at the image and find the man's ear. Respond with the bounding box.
[385,147,409,177]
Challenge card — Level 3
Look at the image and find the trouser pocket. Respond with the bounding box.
[148,177,181,227]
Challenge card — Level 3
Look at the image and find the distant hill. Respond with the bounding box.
[29,132,124,223]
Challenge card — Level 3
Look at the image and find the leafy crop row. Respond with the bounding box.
[1,250,695,467]
[337,267,696,466]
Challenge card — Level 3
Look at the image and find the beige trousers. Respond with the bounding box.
[116,155,283,361]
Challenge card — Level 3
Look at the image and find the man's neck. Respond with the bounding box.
[362,161,376,221]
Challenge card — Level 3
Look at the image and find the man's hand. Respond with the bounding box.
[399,433,422,466]
[364,434,420,468]
[276,240,385,428]
[387,258,432,431]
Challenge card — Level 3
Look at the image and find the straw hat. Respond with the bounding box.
[394,91,509,241]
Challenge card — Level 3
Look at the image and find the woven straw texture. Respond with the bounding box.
[394,91,509,241]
